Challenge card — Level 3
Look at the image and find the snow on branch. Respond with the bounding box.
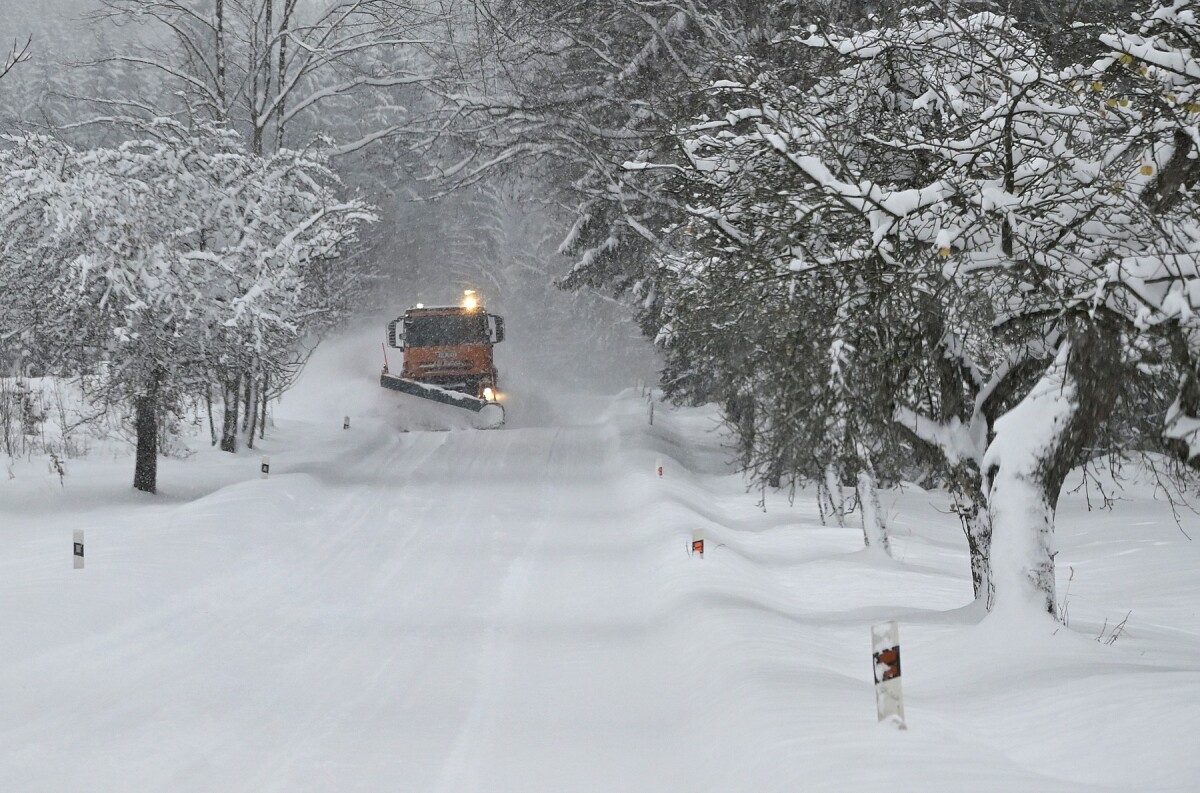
[1165,393,1200,461]
[893,406,980,466]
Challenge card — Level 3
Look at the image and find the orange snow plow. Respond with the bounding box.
[381,291,505,428]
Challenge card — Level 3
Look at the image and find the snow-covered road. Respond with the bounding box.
[2,347,1199,791]
[1,393,703,792]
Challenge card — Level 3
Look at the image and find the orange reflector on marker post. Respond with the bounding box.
[656,458,663,478]
[691,529,705,558]
[874,645,900,682]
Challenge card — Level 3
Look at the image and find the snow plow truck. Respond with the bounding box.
[381,291,506,428]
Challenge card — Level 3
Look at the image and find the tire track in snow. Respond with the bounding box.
[428,425,636,793]
[429,429,565,793]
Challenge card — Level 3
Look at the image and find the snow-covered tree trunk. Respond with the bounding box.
[824,463,846,527]
[246,395,258,449]
[963,500,994,607]
[259,374,269,440]
[244,373,259,448]
[983,330,1122,618]
[133,372,161,493]
[220,377,240,453]
[984,447,1059,616]
[857,467,891,556]
[205,385,217,446]
[241,375,253,432]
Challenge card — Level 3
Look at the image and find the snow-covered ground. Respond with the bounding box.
[2,336,1198,792]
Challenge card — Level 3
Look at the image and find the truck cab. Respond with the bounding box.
[386,292,504,401]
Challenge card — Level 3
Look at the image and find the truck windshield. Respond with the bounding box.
[405,314,489,347]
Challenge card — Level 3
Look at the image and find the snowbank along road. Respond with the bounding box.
[1,366,1198,792]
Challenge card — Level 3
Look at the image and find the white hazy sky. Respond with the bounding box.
[0,1,85,27]
[1,0,108,59]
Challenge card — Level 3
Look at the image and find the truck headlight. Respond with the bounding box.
[483,387,495,401]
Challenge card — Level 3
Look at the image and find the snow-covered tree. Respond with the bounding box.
[423,2,832,301]
[67,2,441,444]
[87,0,431,157]
[0,120,373,491]
[1101,0,1200,470]
[406,180,657,389]
[642,5,1200,618]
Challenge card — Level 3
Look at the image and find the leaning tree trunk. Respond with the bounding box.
[823,463,846,527]
[948,465,993,606]
[205,384,217,446]
[983,326,1122,619]
[856,467,891,557]
[964,501,994,607]
[220,375,240,453]
[133,373,161,493]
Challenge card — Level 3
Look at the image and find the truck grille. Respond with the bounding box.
[418,360,472,371]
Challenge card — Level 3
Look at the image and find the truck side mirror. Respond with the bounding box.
[386,318,406,350]
[488,315,505,344]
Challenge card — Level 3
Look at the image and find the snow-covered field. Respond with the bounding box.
[2,337,1198,792]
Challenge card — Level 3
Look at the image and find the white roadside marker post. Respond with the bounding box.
[872,620,906,729]
[260,456,270,479]
[73,530,84,570]
[656,458,663,478]
[343,415,350,430]
[690,529,704,559]
[649,401,654,425]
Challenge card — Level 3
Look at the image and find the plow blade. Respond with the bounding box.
[380,372,504,428]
